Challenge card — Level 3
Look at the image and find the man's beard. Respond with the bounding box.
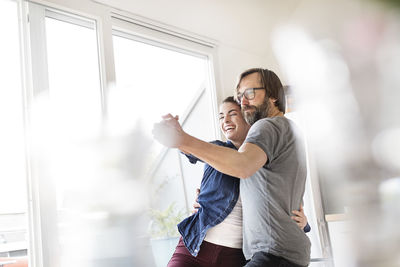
[241,98,270,125]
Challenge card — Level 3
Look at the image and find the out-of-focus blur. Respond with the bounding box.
[272,0,400,266]
[29,90,156,267]
[1,0,400,266]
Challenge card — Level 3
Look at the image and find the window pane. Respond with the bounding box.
[111,34,211,166]
[112,35,207,128]
[45,16,102,140]
[0,0,29,259]
[112,33,216,267]
[44,15,102,207]
[42,14,103,266]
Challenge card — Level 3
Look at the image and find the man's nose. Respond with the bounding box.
[241,95,249,106]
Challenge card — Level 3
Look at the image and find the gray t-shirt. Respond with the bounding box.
[240,116,311,266]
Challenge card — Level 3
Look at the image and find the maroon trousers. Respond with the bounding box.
[167,237,246,267]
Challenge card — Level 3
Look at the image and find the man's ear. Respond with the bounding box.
[269,98,279,110]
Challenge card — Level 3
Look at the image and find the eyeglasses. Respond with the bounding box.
[236,87,264,103]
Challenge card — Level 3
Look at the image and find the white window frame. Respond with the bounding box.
[18,2,108,267]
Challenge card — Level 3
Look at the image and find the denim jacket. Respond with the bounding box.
[177,140,240,256]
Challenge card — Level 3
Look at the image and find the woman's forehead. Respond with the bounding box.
[219,102,240,113]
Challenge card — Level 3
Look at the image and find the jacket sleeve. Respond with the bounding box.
[181,151,201,164]
[181,140,223,164]
[303,223,311,233]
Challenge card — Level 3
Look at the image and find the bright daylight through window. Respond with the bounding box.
[112,33,215,267]
[111,33,212,180]
[0,0,29,260]
[0,1,217,265]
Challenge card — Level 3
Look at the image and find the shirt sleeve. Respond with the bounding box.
[244,119,282,163]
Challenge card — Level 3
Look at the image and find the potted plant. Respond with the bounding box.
[149,202,186,267]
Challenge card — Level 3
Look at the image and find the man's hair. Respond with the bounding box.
[235,68,286,114]
[222,96,239,106]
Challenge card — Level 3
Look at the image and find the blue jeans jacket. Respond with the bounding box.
[177,140,240,256]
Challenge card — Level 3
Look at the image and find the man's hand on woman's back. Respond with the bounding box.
[191,188,201,214]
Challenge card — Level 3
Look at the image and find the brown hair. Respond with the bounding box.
[222,96,239,106]
[235,68,285,114]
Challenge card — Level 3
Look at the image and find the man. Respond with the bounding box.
[153,68,311,267]
[168,97,310,267]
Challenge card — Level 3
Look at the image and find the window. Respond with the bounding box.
[111,21,217,266]
[111,31,214,184]
[45,13,102,141]
[23,6,218,267]
[7,1,219,266]
[44,12,103,265]
[26,4,104,266]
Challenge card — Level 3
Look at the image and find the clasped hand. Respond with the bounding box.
[152,114,186,148]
